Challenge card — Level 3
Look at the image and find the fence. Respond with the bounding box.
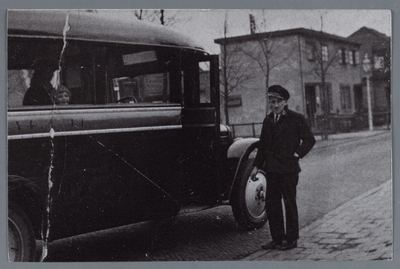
[230,122,263,139]
[327,112,390,134]
[229,112,390,139]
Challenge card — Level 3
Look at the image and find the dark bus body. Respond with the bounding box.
[7,9,267,262]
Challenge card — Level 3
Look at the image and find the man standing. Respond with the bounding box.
[251,85,315,251]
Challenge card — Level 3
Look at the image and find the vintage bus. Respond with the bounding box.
[7,9,267,262]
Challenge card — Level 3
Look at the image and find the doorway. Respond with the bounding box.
[354,84,364,114]
[305,85,317,128]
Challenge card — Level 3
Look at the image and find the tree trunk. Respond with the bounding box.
[223,45,230,125]
[265,75,269,114]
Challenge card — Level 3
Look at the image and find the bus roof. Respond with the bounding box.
[8,9,205,51]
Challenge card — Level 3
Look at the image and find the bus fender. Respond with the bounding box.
[227,138,259,159]
[227,138,259,199]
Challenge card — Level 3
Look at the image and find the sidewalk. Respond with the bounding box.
[313,128,390,150]
[242,180,392,261]
[315,127,389,140]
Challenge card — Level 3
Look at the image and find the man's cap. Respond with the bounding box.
[268,85,290,100]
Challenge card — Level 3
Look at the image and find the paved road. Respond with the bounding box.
[44,205,268,261]
[297,131,391,229]
[43,131,391,261]
[244,180,392,261]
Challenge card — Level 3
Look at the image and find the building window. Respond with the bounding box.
[306,42,316,61]
[355,51,360,65]
[338,49,343,64]
[340,85,352,110]
[339,49,354,65]
[349,51,354,65]
[338,48,346,64]
[321,45,328,62]
[349,50,359,66]
[374,55,385,69]
[344,49,349,64]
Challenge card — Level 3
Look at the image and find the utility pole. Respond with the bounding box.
[363,54,373,131]
[318,15,330,140]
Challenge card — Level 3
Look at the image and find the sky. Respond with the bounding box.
[161,9,391,54]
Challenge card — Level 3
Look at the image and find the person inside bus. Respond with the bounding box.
[54,85,71,105]
[23,57,59,106]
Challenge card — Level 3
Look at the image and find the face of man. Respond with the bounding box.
[269,97,287,115]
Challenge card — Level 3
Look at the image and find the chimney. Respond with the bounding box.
[249,14,256,34]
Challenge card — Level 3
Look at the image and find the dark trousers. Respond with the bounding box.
[266,172,299,243]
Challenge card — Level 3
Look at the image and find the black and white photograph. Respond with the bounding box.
[6,8,392,263]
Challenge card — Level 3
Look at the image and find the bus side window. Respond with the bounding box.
[8,69,32,108]
[64,58,84,104]
[199,62,211,104]
[63,53,96,105]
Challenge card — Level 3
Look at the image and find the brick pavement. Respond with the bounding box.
[243,180,392,261]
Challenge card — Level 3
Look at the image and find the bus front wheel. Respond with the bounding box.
[231,159,268,230]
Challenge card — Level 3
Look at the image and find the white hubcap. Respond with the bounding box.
[245,172,267,218]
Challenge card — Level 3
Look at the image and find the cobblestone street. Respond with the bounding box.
[41,130,392,262]
[44,205,271,261]
[244,180,392,261]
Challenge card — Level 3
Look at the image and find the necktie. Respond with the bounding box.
[275,114,279,124]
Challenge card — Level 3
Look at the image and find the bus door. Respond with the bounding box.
[181,54,221,205]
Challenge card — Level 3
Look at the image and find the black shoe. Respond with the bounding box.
[278,240,297,251]
[261,241,282,250]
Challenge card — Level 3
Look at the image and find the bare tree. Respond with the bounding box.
[133,9,190,104]
[133,9,188,27]
[303,15,340,140]
[240,13,296,110]
[219,12,256,125]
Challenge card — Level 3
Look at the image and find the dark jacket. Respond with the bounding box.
[253,108,316,174]
[23,80,54,106]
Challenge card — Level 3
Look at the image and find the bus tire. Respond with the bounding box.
[231,159,267,230]
[8,201,36,262]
